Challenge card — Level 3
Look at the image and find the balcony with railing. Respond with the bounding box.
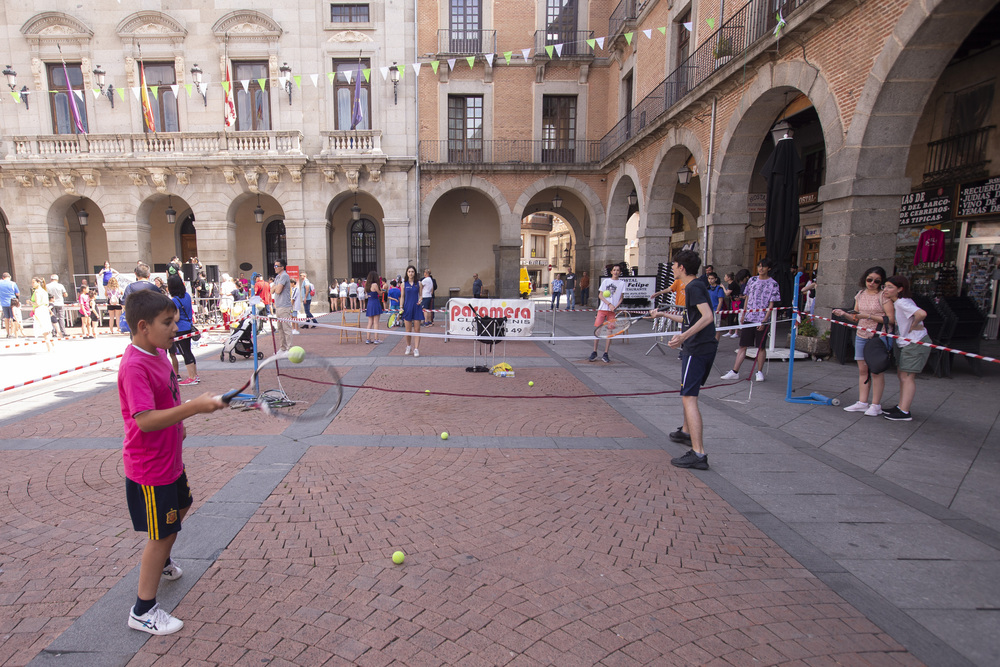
[600,0,814,161]
[923,126,995,185]
[608,0,637,40]
[9,131,304,160]
[419,139,600,166]
[534,30,595,58]
[320,130,383,156]
[436,29,497,56]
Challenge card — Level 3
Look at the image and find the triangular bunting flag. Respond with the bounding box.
[73,89,84,102]
[773,11,786,37]
[411,63,421,76]
[431,61,439,74]
[12,91,21,103]
[447,58,457,71]
[466,55,475,68]
[257,78,266,91]
[328,72,336,83]
[310,73,319,87]
[554,44,563,57]
[683,22,693,31]
[643,29,652,39]
[625,32,633,45]
[240,79,249,92]
[485,53,494,67]
[132,86,141,101]
[344,69,352,84]
[596,37,605,49]
[521,48,531,61]
[380,67,389,81]
[364,68,371,82]
[658,26,667,35]
[706,18,715,30]
[184,83,192,97]
[545,45,554,58]
[92,88,101,99]
[587,38,596,50]
[149,86,158,100]
[117,87,125,101]
[170,84,178,97]
[398,64,405,78]
[503,51,512,64]
[294,75,301,88]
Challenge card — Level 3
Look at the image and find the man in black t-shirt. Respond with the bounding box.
[650,250,717,470]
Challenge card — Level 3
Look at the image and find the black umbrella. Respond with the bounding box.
[760,133,803,306]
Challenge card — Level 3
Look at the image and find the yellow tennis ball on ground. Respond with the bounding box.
[441,431,449,440]
[528,381,534,387]
[425,389,431,395]
[392,550,405,564]
[603,290,611,298]
[287,346,305,363]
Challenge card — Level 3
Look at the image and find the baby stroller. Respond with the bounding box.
[220,314,268,362]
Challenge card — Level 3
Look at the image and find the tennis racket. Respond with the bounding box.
[594,312,650,338]
[387,311,398,328]
[220,349,343,421]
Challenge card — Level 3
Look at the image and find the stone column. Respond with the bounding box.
[382,216,410,280]
[636,223,672,274]
[8,218,68,282]
[704,213,747,272]
[494,240,521,298]
[302,218,330,311]
[104,218,151,269]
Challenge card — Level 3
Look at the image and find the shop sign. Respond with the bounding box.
[803,227,821,238]
[521,258,548,266]
[798,192,818,206]
[957,177,1000,217]
[748,193,767,213]
[899,188,952,226]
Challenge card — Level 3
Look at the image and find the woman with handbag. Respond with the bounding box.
[167,274,200,386]
[881,275,930,422]
[832,266,894,416]
[106,276,123,335]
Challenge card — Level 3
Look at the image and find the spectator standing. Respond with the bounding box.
[219,274,237,327]
[579,271,590,307]
[564,270,577,310]
[400,265,424,356]
[238,272,249,293]
[723,272,741,337]
[551,275,564,310]
[388,280,401,315]
[167,274,200,385]
[589,265,625,363]
[1,272,20,338]
[339,279,348,311]
[329,281,339,313]
[421,269,435,326]
[300,272,318,328]
[30,277,55,351]
[472,273,483,299]
[348,279,358,309]
[78,285,96,338]
[122,263,160,333]
[254,274,272,316]
[721,258,780,382]
[271,259,293,352]
[47,274,69,338]
[364,270,384,344]
[881,275,930,422]
[833,267,894,417]
[106,276,124,335]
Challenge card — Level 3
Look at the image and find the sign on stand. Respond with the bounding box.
[447,299,536,337]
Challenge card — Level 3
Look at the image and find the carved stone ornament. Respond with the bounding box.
[288,166,303,183]
[57,172,77,195]
[345,169,360,192]
[329,30,374,43]
[367,166,382,183]
[322,168,338,184]
[267,168,281,184]
[222,167,238,185]
[79,169,100,187]
[15,173,34,188]
[243,167,261,192]
[147,169,169,193]
[128,170,147,187]
[36,173,55,188]
[171,167,191,186]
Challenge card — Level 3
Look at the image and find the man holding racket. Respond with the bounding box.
[589,264,625,363]
[651,250,717,470]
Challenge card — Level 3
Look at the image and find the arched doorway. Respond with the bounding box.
[350,218,377,279]
[265,219,287,275]
[179,215,198,262]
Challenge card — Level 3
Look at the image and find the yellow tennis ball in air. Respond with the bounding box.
[287,346,305,363]
[441,431,449,440]
[603,290,611,298]
[528,381,534,387]
[392,550,405,564]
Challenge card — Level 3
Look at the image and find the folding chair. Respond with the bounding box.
[468,315,506,372]
[339,308,363,343]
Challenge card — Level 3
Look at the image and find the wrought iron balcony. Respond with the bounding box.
[608,0,637,40]
[534,30,595,58]
[436,29,497,56]
[600,0,815,161]
[923,126,994,185]
[419,139,600,165]
[9,130,304,159]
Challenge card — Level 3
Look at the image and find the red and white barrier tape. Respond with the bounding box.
[800,310,999,365]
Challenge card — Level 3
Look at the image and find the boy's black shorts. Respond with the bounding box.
[126,471,192,540]
[680,350,717,397]
[739,323,769,349]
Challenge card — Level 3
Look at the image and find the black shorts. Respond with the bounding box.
[126,471,192,540]
[739,323,769,348]
[680,350,717,397]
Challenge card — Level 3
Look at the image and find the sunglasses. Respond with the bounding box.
[866,277,881,284]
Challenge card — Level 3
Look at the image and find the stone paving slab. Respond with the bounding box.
[127,447,918,667]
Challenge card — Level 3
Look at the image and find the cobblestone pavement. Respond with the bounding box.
[2,312,998,666]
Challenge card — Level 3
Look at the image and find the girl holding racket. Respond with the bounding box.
[400,265,423,357]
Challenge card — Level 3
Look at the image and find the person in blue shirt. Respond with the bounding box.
[706,272,728,340]
[1,272,20,338]
[167,274,200,386]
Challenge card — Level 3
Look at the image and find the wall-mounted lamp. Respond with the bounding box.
[190,63,207,107]
[460,189,470,216]
[165,195,177,225]
[279,62,293,105]
[770,119,793,143]
[3,65,30,110]
[92,65,115,108]
[627,190,638,207]
[254,194,265,224]
[677,164,693,186]
[552,190,563,209]
[389,62,400,105]
[77,205,89,227]
[351,200,362,221]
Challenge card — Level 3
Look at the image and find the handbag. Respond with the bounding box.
[862,316,894,377]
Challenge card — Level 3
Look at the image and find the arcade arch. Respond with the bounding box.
[326,192,385,284]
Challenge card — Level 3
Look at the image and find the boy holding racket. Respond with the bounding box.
[651,250,717,470]
[589,264,625,363]
[119,290,224,635]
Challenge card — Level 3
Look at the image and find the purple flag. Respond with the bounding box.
[350,62,364,130]
[63,62,86,134]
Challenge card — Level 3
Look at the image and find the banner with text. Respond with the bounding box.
[447,299,536,337]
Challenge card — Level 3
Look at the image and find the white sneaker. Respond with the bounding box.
[291,330,300,335]
[720,370,739,380]
[843,401,870,413]
[729,332,739,338]
[754,371,765,382]
[413,349,420,357]
[864,404,883,417]
[128,603,184,636]
[405,346,412,355]
[162,561,182,581]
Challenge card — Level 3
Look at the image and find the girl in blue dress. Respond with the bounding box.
[400,265,423,357]
[364,270,384,344]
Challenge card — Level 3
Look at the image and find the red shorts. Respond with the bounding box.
[594,310,617,328]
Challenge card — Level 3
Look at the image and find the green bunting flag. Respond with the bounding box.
[466,56,475,68]
[658,26,667,35]
[625,32,633,44]
[150,86,158,100]
[221,81,230,94]
[363,69,371,82]
[294,75,301,88]
[183,83,192,97]
[398,64,405,78]
[545,45,554,58]
[257,78,266,91]
[587,38,596,49]
[12,91,21,103]
[503,51,512,64]
[431,60,439,73]
[328,72,335,83]
[118,87,125,101]
[707,18,715,29]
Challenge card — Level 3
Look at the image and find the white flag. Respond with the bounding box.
[344,69,353,84]
[521,48,531,61]
[131,86,141,101]
[554,44,563,57]
[596,37,605,49]
[484,53,494,67]
[170,84,179,97]
[240,79,250,92]
[380,67,389,81]
[310,73,319,87]
[643,29,652,39]
[412,62,422,76]
[447,58,457,71]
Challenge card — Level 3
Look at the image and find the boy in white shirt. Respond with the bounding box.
[589,265,625,363]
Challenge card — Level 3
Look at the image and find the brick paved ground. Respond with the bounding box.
[128,448,917,666]
[0,447,260,667]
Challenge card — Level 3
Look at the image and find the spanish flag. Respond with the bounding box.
[140,60,155,132]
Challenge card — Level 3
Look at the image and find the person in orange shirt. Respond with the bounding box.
[652,278,686,307]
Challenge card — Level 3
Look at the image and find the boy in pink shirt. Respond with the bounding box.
[118,289,223,635]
